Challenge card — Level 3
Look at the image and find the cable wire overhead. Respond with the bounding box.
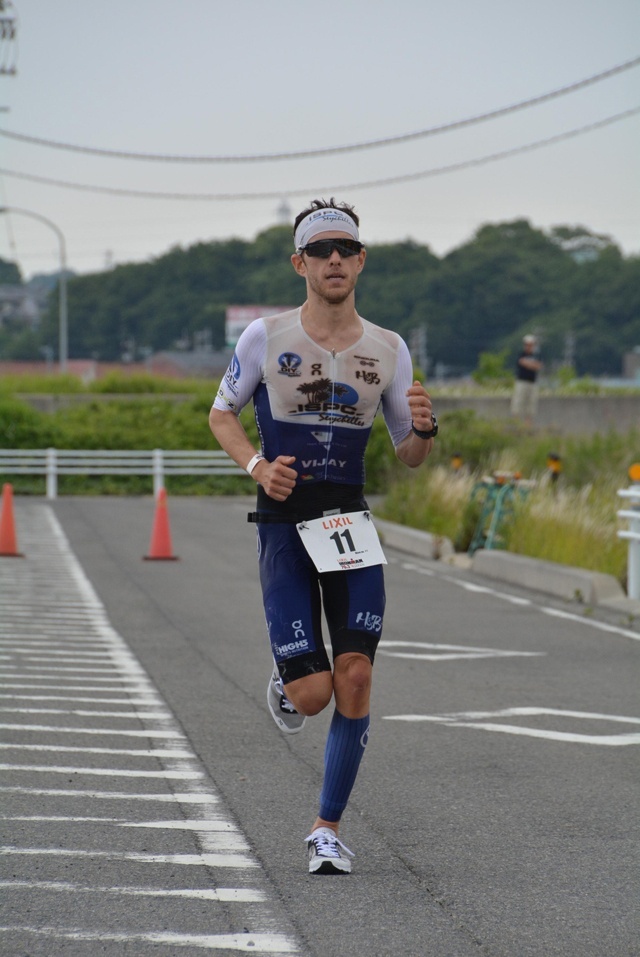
[0,56,638,162]
[1,107,637,201]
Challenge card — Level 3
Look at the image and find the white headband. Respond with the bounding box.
[294,208,360,250]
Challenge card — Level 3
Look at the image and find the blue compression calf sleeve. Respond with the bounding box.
[319,709,370,822]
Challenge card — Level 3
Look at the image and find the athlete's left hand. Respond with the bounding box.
[406,380,433,432]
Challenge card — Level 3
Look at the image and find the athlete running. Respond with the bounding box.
[209,198,436,873]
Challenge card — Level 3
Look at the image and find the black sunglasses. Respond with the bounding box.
[298,238,364,258]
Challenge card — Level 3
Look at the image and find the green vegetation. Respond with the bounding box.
[378,410,638,585]
[3,219,639,377]
[0,382,258,496]
[0,379,637,586]
[0,372,205,396]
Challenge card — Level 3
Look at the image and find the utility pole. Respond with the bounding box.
[0,0,17,118]
[410,325,428,376]
[0,207,69,372]
[563,331,576,368]
[0,0,17,79]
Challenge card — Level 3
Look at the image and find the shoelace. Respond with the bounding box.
[279,695,298,714]
[305,830,355,859]
[274,674,299,715]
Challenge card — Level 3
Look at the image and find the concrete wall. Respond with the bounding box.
[434,395,640,434]
[14,392,640,434]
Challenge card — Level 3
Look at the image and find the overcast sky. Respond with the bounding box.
[0,0,638,280]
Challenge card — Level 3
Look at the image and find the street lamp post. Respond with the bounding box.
[0,206,68,372]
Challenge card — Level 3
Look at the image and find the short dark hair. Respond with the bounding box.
[293,198,360,236]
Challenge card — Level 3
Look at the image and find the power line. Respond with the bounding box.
[0,107,637,202]
[0,56,638,163]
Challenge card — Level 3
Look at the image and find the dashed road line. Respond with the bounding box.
[0,880,266,901]
[0,503,299,955]
[394,557,640,641]
[0,927,298,952]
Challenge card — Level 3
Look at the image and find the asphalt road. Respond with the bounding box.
[1,496,638,957]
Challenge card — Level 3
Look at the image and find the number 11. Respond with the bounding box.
[329,529,356,554]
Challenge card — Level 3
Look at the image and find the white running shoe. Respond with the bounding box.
[305,827,354,875]
[267,668,306,734]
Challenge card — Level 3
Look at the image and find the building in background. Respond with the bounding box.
[225,305,295,348]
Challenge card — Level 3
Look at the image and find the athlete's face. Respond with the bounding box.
[291,230,366,305]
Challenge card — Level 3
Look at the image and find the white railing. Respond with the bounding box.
[617,471,640,601]
[0,448,249,499]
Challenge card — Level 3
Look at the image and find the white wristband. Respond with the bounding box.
[246,453,265,476]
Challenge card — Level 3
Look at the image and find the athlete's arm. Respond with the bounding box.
[395,380,434,467]
[381,340,434,468]
[208,407,297,501]
[208,320,297,501]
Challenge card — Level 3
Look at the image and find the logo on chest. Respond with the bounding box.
[278,352,302,377]
[288,379,364,426]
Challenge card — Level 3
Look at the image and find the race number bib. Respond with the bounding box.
[296,510,387,573]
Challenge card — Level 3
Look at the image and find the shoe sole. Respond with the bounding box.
[309,859,351,875]
[272,712,305,734]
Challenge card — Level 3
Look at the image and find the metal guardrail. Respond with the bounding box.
[0,448,248,499]
[617,473,640,601]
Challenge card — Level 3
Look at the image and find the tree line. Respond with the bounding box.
[2,218,639,376]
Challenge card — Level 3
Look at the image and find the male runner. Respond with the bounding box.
[209,199,436,873]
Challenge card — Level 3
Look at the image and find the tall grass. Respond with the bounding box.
[381,465,476,543]
[377,409,638,583]
[380,462,631,584]
[505,477,628,583]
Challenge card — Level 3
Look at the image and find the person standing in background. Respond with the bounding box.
[511,334,542,427]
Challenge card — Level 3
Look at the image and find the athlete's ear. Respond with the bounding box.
[356,248,366,272]
[291,252,306,276]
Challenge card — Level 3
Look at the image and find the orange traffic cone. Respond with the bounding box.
[0,483,24,557]
[144,487,178,561]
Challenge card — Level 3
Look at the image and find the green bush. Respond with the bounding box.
[0,374,84,395]
[89,373,205,394]
[1,383,638,583]
[0,398,58,448]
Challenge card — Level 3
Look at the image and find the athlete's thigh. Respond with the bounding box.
[321,563,386,661]
[257,523,331,681]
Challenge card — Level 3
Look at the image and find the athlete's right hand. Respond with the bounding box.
[255,455,297,501]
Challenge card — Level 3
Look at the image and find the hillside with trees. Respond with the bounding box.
[1,219,639,376]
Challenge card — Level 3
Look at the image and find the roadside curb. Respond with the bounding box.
[373,517,640,616]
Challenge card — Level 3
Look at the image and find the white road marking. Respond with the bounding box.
[12,665,128,672]
[0,763,204,778]
[0,723,185,737]
[0,694,161,703]
[1,817,239,830]
[0,879,266,901]
[0,504,300,953]
[0,927,297,952]
[0,743,191,757]
[0,707,170,716]
[385,707,640,745]
[0,787,219,802]
[1,650,115,657]
[1,847,258,867]
[0,678,153,686]
[378,640,544,661]
[397,559,640,642]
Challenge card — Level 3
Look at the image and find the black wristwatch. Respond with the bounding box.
[412,413,438,440]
